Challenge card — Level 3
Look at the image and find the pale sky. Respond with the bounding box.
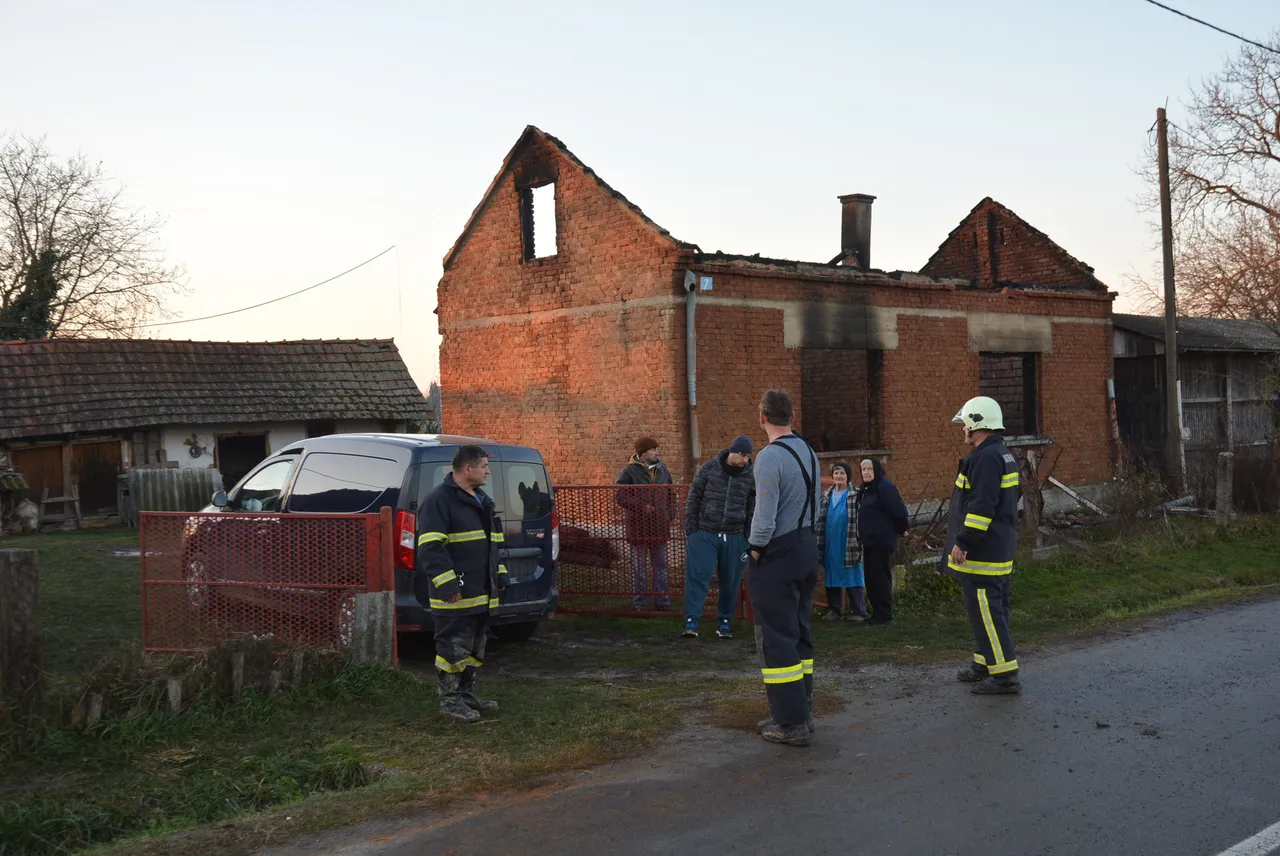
[6,0,1278,390]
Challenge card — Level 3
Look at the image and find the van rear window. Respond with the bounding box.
[504,463,552,520]
[288,453,401,513]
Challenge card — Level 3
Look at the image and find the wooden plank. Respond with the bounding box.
[351,591,395,665]
[1047,477,1106,515]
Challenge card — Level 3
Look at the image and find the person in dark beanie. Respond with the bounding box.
[683,435,756,639]
[816,462,868,621]
[617,437,675,610]
[855,457,910,625]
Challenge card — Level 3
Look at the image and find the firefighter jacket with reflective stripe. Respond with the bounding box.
[416,472,508,615]
[944,435,1020,579]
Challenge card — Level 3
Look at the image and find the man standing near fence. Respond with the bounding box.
[617,437,674,611]
[416,445,509,722]
[747,390,822,747]
[682,435,755,639]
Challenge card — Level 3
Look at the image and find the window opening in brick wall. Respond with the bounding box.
[978,352,1038,436]
[799,348,883,452]
[520,183,558,261]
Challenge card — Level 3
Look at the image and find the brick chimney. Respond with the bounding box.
[839,193,876,269]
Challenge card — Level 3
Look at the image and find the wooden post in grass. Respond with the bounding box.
[352,591,395,665]
[0,549,42,718]
[1216,452,1235,527]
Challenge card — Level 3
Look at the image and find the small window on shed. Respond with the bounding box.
[978,352,1039,436]
[521,183,558,261]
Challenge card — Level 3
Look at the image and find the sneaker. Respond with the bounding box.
[716,619,733,639]
[820,611,842,622]
[956,664,989,683]
[682,618,699,638]
[844,612,870,622]
[971,676,1021,695]
[760,721,811,747]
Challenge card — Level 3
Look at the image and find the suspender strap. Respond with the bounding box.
[769,438,819,531]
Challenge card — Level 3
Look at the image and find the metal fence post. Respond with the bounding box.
[0,549,42,719]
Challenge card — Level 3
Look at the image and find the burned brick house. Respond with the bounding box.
[0,338,429,523]
[437,126,1115,502]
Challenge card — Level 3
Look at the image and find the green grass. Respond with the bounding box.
[4,518,1280,855]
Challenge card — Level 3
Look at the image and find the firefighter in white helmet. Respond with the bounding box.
[944,396,1022,694]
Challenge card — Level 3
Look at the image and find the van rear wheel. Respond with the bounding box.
[491,621,539,643]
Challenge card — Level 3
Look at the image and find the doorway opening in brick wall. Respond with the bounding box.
[799,348,884,452]
[979,352,1039,436]
[520,182,558,260]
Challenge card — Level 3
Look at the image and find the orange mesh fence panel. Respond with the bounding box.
[140,511,386,653]
[556,484,745,617]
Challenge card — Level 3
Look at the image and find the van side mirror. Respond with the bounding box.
[212,490,229,508]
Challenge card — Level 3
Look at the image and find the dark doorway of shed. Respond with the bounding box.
[800,349,883,452]
[217,434,268,491]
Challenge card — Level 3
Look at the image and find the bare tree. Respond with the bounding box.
[0,134,182,338]
[1134,34,1280,327]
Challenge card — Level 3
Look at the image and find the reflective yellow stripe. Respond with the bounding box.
[955,474,970,489]
[802,659,814,676]
[488,597,501,609]
[429,594,490,610]
[431,570,457,587]
[418,531,447,546]
[761,664,805,684]
[435,655,484,673]
[964,514,992,532]
[948,558,1014,576]
[988,659,1019,675]
[490,532,505,543]
[977,589,1007,667]
[1001,473,1020,488]
[974,653,987,666]
[497,564,509,576]
[448,530,486,543]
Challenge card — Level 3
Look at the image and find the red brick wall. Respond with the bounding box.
[922,200,1100,288]
[438,132,689,484]
[800,349,874,451]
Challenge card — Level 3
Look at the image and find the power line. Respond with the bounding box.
[1139,0,1280,56]
[139,245,395,328]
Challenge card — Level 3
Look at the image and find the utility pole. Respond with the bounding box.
[1157,107,1185,494]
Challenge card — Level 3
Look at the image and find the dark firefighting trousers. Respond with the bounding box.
[434,609,489,698]
[962,576,1019,679]
[747,529,818,727]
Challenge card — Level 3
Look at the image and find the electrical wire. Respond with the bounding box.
[139,245,395,328]
[1139,0,1280,56]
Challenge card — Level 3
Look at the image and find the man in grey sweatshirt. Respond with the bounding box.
[746,389,822,748]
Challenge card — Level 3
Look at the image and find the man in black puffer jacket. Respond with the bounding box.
[855,457,910,625]
[682,435,756,639]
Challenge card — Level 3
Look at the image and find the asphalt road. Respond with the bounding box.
[278,597,1280,856]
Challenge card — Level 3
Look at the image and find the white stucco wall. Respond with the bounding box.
[160,420,406,469]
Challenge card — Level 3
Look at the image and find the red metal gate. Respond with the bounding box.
[555,484,749,618]
[140,507,393,653]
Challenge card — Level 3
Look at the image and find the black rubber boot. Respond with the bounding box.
[760,721,811,747]
[458,668,499,714]
[758,716,815,735]
[971,676,1022,695]
[956,664,989,683]
[438,671,481,722]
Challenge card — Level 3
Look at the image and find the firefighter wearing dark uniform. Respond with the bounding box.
[944,396,1022,695]
[415,445,510,722]
[746,389,822,747]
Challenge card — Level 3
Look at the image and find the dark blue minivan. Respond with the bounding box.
[197,434,558,642]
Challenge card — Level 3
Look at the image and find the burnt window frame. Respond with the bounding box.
[978,351,1040,436]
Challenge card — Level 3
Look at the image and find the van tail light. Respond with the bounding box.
[551,506,560,562]
[396,510,417,570]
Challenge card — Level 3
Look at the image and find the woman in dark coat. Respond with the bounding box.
[855,458,910,625]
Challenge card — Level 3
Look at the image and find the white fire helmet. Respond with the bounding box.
[951,396,1005,432]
